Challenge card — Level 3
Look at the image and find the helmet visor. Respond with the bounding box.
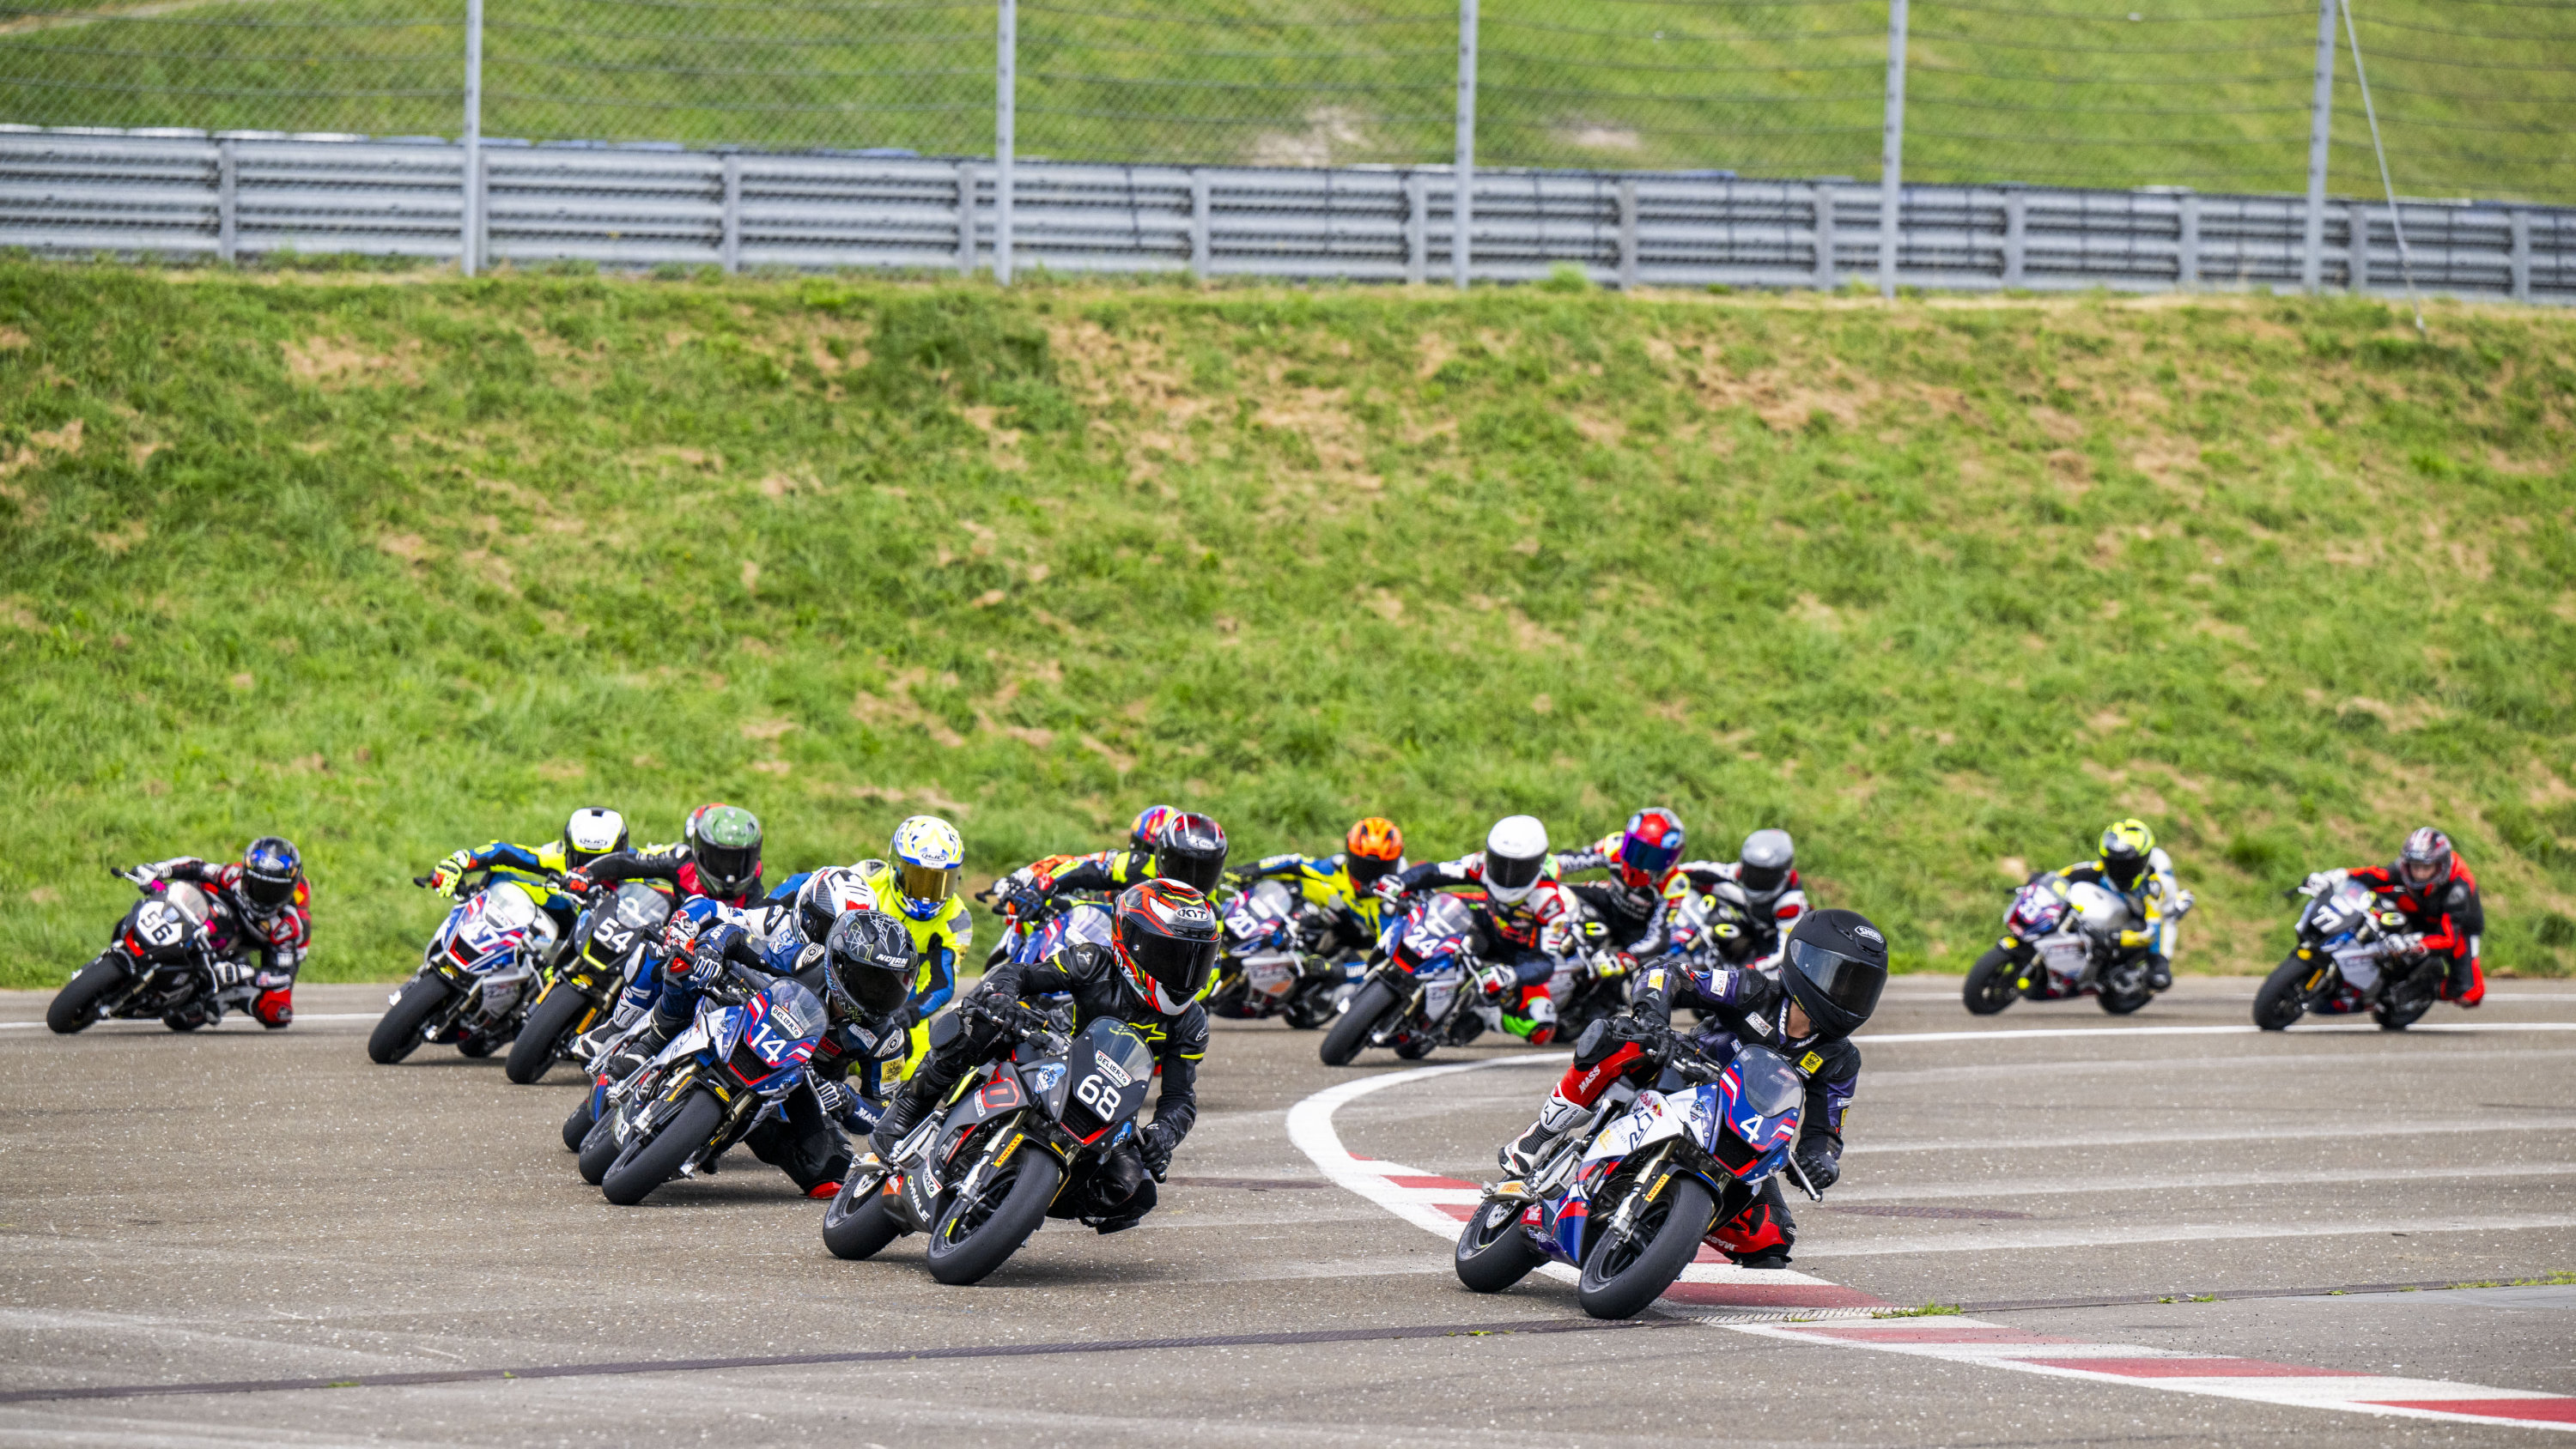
[897,861,958,906]
[243,871,295,910]
[1118,914,1218,1001]
[1739,863,1788,896]
[841,966,908,1020]
[1346,852,1397,886]
[1485,852,1543,893]
[2400,857,2441,888]
[697,841,757,893]
[1155,847,1224,895]
[1787,937,1885,1022]
[1622,837,1683,875]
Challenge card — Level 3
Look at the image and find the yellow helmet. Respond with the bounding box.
[2099,818,2155,888]
[890,815,964,921]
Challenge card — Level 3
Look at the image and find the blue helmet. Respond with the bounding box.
[241,836,301,914]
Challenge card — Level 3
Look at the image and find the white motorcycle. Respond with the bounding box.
[1964,874,2184,1016]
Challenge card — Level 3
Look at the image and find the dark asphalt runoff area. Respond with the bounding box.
[1,976,2570,1446]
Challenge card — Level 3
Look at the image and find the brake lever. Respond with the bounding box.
[1784,1154,1824,1203]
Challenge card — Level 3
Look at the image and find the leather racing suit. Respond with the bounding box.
[132,858,311,1028]
[2313,857,2486,1005]
[1389,852,1580,1042]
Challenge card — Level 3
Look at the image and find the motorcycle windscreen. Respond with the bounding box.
[1058,1019,1155,1144]
[1704,1047,1804,1174]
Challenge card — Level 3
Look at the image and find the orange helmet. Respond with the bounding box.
[1344,816,1405,886]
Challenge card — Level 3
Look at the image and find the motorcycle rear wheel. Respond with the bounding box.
[822,1173,908,1261]
[2253,955,2325,1032]
[1576,1176,1715,1321]
[923,1149,1062,1286]
[2097,979,2153,1015]
[46,955,124,1035]
[1961,949,2019,1016]
[368,975,451,1064]
[1319,978,1400,1067]
[506,985,591,1084]
[2373,990,2434,1032]
[1453,1197,1544,1294]
[601,1088,724,1205]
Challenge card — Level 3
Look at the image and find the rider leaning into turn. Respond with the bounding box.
[569,803,767,908]
[1496,907,1889,1269]
[2304,827,2486,1008]
[1666,828,1810,973]
[1230,815,1409,959]
[1383,815,1578,1045]
[1552,807,1692,963]
[2049,818,2191,991]
[870,879,1218,1235]
[428,806,632,947]
[853,815,977,1075]
[125,836,310,1028]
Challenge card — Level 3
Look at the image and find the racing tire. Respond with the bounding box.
[562,1090,600,1153]
[577,1107,624,1185]
[1319,978,1400,1068]
[46,956,124,1035]
[1392,1037,1437,1060]
[923,1149,1062,1286]
[821,1173,909,1261]
[2253,955,2324,1032]
[2097,981,2153,1016]
[1453,1197,1545,1294]
[506,985,591,1084]
[2373,993,2434,1032]
[1961,949,2020,1016]
[601,1088,724,1205]
[1576,1175,1715,1321]
[368,975,451,1064]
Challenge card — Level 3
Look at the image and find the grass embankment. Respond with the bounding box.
[2,264,2573,988]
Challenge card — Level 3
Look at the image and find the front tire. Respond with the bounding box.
[822,1173,908,1261]
[601,1088,725,1205]
[1962,948,2020,1016]
[923,1149,1063,1285]
[46,956,125,1034]
[577,1108,623,1185]
[1454,1197,1544,1294]
[562,1089,600,1152]
[507,985,592,1084]
[368,975,451,1064]
[2254,955,2326,1032]
[1319,978,1400,1067]
[1576,1176,1716,1321]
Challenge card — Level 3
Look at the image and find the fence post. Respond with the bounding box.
[216,140,238,265]
[2302,0,2337,294]
[1405,172,1427,284]
[1189,170,1212,278]
[2178,191,2201,289]
[995,0,1017,285]
[1453,0,1477,289]
[1616,178,1638,290]
[2001,186,2026,289]
[461,0,483,276]
[1879,0,1909,300]
[2347,199,2368,293]
[1814,184,1838,289]
[2511,210,2532,302]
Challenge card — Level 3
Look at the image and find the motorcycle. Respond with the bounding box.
[504,881,673,1084]
[1548,912,1637,1038]
[1206,880,1340,1029]
[1454,1022,1818,1320]
[977,882,1114,973]
[576,966,827,1204]
[2254,877,2444,1031]
[47,869,265,1034]
[1962,874,2177,1016]
[821,996,1158,1285]
[1318,894,1502,1066]
[367,874,560,1064]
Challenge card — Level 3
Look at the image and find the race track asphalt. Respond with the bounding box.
[1,976,2570,1447]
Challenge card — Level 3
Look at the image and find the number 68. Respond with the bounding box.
[1073,1075,1112,1110]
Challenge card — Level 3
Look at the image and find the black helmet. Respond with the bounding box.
[1113,879,1222,1014]
[693,804,762,898]
[1738,829,1795,902]
[563,806,629,870]
[1780,907,1887,1040]
[823,910,916,1022]
[795,866,876,946]
[240,836,302,914]
[1151,812,1229,895]
[2397,826,2453,893]
[2099,819,2155,891]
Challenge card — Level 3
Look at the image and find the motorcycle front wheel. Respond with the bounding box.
[1576,1176,1715,1321]
[2253,955,2328,1032]
[601,1088,724,1205]
[506,984,591,1084]
[922,1148,1062,1285]
[576,1108,623,1185]
[1453,1197,1544,1294]
[822,1173,908,1261]
[1319,978,1400,1067]
[1961,949,2020,1016]
[367,974,452,1064]
[46,955,125,1034]
[562,1089,600,1153]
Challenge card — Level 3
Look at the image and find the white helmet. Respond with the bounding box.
[1482,815,1550,905]
[563,807,629,869]
[794,865,880,946]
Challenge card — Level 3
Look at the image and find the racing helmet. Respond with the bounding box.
[1737,829,1796,903]
[1780,907,1888,1040]
[682,802,731,853]
[796,865,879,945]
[693,805,763,898]
[1128,804,1180,853]
[1344,816,1405,887]
[2099,818,2155,890]
[1482,815,1550,904]
[240,836,302,915]
[823,909,917,1023]
[890,815,964,921]
[1615,807,1686,888]
[1112,880,1222,1014]
[563,806,629,870]
[1152,812,1230,895]
[2397,827,2453,892]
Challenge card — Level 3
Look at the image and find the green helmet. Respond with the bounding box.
[694,804,763,898]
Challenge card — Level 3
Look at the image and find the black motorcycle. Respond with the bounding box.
[822,997,1157,1285]
[504,882,672,1084]
[47,869,261,1034]
[2254,876,2443,1031]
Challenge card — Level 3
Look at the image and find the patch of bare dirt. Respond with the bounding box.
[283,336,421,390]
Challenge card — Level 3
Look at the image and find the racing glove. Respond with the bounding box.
[430,851,473,896]
[1371,876,1409,908]
[1793,1137,1840,1194]
[1137,1120,1176,1180]
[2382,931,2425,957]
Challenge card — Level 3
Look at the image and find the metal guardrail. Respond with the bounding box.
[4,127,2569,302]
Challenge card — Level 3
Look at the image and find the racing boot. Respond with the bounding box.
[2144,954,2173,991]
[866,1076,937,1161]
[1498,1091,1590,1176]
[600,1013,678,1084]
[1499,985,1558,1046]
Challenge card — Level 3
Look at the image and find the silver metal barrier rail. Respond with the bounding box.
[3,126,2567,302]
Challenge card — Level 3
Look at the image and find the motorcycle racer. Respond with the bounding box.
[870,879,1217,1234]
[1552,807,1691,958]
[2049,819,2191,991]
[1668,828,1809,972]
[2302,827,2486,1008]
[854,815,977,1071]
[121,836,309,1028]
[427,806,631,948]
[1495,907,1889,1269]
[1383,815,1577,1044]
[1230,815,1408,958]
[566,803,766,907]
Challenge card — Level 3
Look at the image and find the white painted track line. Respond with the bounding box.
[1859,1022,2576,1045]
[0,1013,382,1031]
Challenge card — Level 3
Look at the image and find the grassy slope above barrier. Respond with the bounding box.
[2,265,2573,988]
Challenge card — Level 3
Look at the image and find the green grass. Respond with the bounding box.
[1870,1301,1965,1319]
[0,0,2569,200]
[2,264,2574,988]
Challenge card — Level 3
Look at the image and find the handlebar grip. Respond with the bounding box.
[413,876,435,888]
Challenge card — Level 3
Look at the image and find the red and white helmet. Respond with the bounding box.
[794,866,879,945]
[2397,828,2454,893]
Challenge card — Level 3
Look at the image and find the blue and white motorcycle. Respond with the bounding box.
[1317,894,1498,1066]
[577,967,825,1205]
[368,875,561,1065]
[1453,1024,1817,1319]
